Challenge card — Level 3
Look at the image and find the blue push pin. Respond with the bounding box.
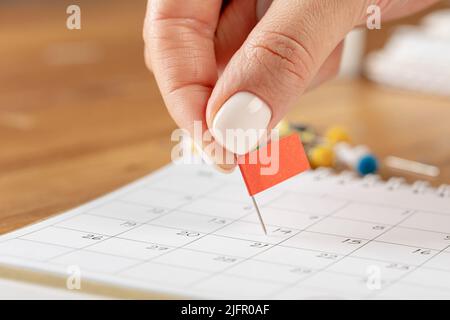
[334,143,379,175]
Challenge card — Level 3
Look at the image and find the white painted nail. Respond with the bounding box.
[256,0,273,21]
[212,92,272,155]
[193,140,236,173]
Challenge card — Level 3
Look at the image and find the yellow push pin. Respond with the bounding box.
[299,130,317,145]
[325,126,351,145]
[309,144,334,168]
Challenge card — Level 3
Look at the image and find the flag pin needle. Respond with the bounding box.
[251,196,267,235]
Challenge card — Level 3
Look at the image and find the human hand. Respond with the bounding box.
[143,0,438,172]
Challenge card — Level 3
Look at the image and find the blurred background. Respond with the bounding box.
[1,0,449,233]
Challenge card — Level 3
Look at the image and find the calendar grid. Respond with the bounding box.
[2,240,448,295]
[153,191,292,287]
[47,179,234,270]
[112,190,262,276]
[46,210,449,255]
[264,203,414,298]
[188,199,351,290]
[9,233,450,276]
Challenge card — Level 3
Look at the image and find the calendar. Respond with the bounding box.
[0,162,449,299]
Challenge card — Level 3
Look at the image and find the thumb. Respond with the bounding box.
[206,0,364,155]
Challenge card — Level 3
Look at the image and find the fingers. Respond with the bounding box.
[214,0,258,73]
[206,0,363,155]
[143,0,236,171]
[144,0,219,129]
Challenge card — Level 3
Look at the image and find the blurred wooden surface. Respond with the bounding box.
[1,1,449,234]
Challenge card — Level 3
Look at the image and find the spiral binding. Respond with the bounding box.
[311,169,449,198]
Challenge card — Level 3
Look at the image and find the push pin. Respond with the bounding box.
[334,142,379,176]
[238,134,310,235]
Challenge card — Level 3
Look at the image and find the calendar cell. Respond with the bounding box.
[50,250,138,274]
[21,227,109,249]
[0,239,70,261]
[307,217,389,240]
[88,200,169,223]
[299,272,375,298]
[180,197,252,219]
[120,224,204,247]
[207,183,251,203]
[283,231,368,255]
[185,235,272,258]
[120,262,208,287]
[333,203,410,225]
[88,238,173,260]
[146,173,221,195]
[268,193,347,215]
[400,211,450,234]
[242,207,322,230]
[121,188,191,209]
[56,214,139,236]
[257,245,341,269]
[214,221,297,244]
[150,211,232,233]
[328,256,414,281]
[225,260,314,284]
[154,249,241,272]
[352,241,439,265]
[377,227,450,251]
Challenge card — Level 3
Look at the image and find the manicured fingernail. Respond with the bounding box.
[256,0,273,21]
[193,141,236,174]
[209,142,236,173]
[212,92,272,155]
[213,162,236,174]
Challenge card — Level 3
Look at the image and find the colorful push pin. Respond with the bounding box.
[290,122,310,132]
[384,156,440,178]
[308,144,334,168]
[289,122,318,148]
[325,126,351,145]
[334,142,378,175]
[299,130,317,146]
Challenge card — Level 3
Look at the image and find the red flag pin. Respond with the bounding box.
[238,134,310,234]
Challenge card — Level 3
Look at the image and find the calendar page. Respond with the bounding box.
[0,162,449,299]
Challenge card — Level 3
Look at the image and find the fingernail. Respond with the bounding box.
[213,162,236,174]
[193,140,236,174]
[212,92,272,155]
[256,0,273,21]
[209,142,236,173]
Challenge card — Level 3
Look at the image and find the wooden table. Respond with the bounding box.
[1,1,449,235]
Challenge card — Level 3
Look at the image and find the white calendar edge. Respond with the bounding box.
[0,255,209,299]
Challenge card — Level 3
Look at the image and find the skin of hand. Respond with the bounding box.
[143,0,439,172]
